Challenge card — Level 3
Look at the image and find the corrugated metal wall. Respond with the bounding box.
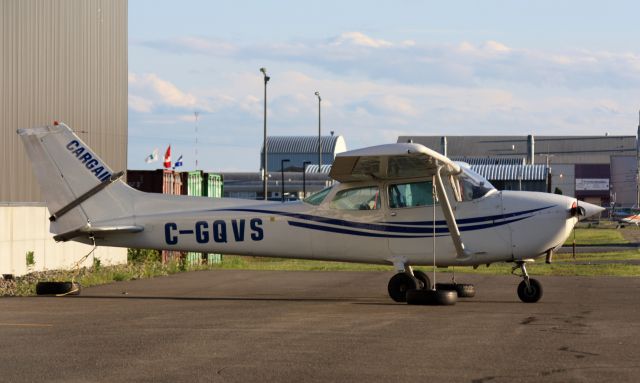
[1,0,127,202]
[399,135,637,165]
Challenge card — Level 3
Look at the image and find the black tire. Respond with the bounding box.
[388,273,419,302]
[412,270,431,290]
[406,288,435,305]
[406,289,457,306]
[435,289,458,305]
[36,281,81,296]
[517,279,543,303]
[436,283,476,298]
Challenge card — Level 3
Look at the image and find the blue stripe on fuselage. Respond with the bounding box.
[211,206,552,236]
[287,214,531,237]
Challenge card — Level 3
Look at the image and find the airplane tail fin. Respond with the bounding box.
[18,123,135,238]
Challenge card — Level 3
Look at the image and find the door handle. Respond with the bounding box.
[390,212,397,216]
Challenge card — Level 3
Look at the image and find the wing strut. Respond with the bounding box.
[434,166,472,260]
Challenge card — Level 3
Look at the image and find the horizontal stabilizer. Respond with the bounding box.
[54,225,144,242]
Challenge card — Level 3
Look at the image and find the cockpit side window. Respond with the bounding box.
[388,181,434,208]
[303,186,333,206]
[331,186,381,210]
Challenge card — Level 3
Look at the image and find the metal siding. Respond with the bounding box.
[1,0,127,202]
[610,156,637,207]
[470,165,548,181]
[262,135,346,171]
[451,156,525,166]
[551,164,575,197]
[399,136,636,165]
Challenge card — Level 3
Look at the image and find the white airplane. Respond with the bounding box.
[620,214,640,226]
[18,123,604,304]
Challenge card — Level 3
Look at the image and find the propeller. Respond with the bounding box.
[569,200,585,260]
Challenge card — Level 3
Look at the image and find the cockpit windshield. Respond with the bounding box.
[303,186,333,206]
[457,167,496,201]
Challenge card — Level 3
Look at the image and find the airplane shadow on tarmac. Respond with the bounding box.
[27,295,524,305]
[33,295,370,303]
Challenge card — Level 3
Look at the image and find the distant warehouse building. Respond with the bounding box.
[399,134,639,208]
[261,135,347,172]
[0,0,128,277]
[247,135,346,200]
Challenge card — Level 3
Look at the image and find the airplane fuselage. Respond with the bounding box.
[89,183,578,268]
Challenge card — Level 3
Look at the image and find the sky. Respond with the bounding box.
[128,0,640,171]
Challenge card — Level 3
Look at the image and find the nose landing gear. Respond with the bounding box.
[512,261,543,303]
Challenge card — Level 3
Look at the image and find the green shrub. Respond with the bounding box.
[128,248,160,263]
[25,251,35,268]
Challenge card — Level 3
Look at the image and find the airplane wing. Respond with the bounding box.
[330,143,471,260]
[329,143,461,182]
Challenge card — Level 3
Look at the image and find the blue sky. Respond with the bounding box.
[128,0,640,171]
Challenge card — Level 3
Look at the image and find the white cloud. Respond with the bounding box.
[483,40,511,53]
[129,32,640,170]
[129,72,202,112]
[329,32,392,48]
[138,32,640,89]
[128,94,153,113]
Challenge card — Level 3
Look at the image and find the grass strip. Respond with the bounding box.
[3,250,639,297]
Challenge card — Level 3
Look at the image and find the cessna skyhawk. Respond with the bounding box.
[18,123,603,304]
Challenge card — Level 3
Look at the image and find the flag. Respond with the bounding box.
[163,145,171,168]
[144,148,159,163]
[173,154,183,169]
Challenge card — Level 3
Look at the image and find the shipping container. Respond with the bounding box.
[162,170,182,195]
[126,170,164,193]
[128,170,185,263]
[186,171,206,196]
[207,173,223,198]
[127,169,183,195]
[162,250,184,264]
[180,172,224,265]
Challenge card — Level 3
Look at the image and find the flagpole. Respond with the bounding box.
[194,111,199,170]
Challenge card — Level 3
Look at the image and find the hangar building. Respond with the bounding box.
[261,135,346,172]
[223,135,345,200]
[398,133,639,208]
[1,0,128,276]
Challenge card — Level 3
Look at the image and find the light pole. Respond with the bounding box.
[315,91,322,173]
[302,161,311,197]
[261,67,270,200]
[281,159,290,202]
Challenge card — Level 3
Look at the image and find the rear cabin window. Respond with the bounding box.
[331,186,381,210]
[388,181,434,208]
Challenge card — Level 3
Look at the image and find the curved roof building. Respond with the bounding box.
[261,135,347,172]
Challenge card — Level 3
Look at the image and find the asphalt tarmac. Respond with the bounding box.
[1,270,639,382]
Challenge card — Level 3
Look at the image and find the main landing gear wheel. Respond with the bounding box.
[517,279,543,303]
[388,273,419,302]
[512,261,543,303]
[35,281,81,296]
[406,288,457,306]
[435,283,476,298]
[412,270,431,290]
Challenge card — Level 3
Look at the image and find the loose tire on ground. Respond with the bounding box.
[412,270,431,290]
[406,289,458,306]
[517,279,543,303]
[36,281,81,296]
[388,273,419,302]
[435,283,476,298]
